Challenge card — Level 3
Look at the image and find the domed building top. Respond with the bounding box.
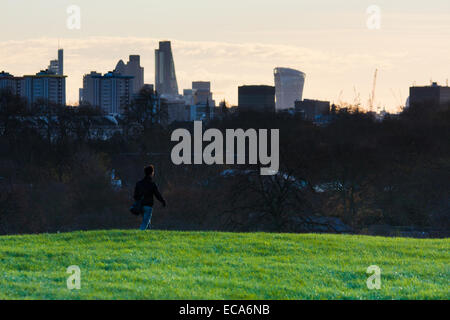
[115,60,126,73]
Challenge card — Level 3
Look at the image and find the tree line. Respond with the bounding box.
[0,88,449,236]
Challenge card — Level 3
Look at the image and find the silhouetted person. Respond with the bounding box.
[134,165,166,230]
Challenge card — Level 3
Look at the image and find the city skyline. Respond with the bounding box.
[1,0,449,111]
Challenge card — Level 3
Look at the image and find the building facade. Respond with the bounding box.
[114,55,144,94]
[295,99,330,121]
[81,71,133,114]
[274,67,306,111]
[47,49,64,76]
[1,70,65,106]
[22,70,66,106]
[0,71,23,96]
[238,85,276,112]
[58,49,64,76]
[187,104,214,122]
[192,81,215,106]
[161,97,189,124]
[409,83,450,108]
[181,81,217,122]
[155,41,179,96]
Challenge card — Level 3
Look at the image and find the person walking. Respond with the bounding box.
[133,165,166,230]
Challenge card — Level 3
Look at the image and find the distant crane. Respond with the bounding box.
[353,86,361,106]
[337,90,344,106]
[390,88,402,108]
[369,68,378,112]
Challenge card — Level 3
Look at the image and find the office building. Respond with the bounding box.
[409,82,450,108]
[58,49,64,76]
[161,96,189,124]
[182,81,216,121]
[295,99,330,121]
[183,89,195,105]
[81,71,133,114]
[47,49,64,76]
[155,41,179,96]
[186,104,214,122]
[48,60,59,75]
[192,81,211,92]
[192,81,215,106]
[274,67,306,111]
[238,85,276,112]
[114,55,144,94]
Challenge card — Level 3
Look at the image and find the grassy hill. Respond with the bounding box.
[0,230,448,300]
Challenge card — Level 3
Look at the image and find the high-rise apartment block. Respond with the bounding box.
[1,70,66,106]
[23,70,66,105]
[81,71,133,114]
[0,71,23,96]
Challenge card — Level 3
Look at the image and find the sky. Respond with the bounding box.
[1,0,449,112]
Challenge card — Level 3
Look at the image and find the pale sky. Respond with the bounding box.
[1,0,449,111]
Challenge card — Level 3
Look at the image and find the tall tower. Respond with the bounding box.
[274,67,306,111]
[114,55,144,94]
[58,49,64,76]
[155,41,179,96]
[127,55,144,94]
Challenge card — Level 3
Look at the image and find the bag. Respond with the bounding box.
[130,200,143,216]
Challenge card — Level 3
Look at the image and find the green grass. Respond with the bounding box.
[0,230,448,300]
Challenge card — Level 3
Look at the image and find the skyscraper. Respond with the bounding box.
[155,41,179,96]
[274,67,306,111]
[47,49,64,76]
[58,49,64,76]
[114,55,144,94]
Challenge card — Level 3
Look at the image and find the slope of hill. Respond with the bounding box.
[0,230,448,299]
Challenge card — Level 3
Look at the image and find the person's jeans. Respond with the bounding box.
[140,206,153,230]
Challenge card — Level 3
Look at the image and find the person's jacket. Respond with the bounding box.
[134,176,166,207]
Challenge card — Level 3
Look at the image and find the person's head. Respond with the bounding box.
[144,165,155,178]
